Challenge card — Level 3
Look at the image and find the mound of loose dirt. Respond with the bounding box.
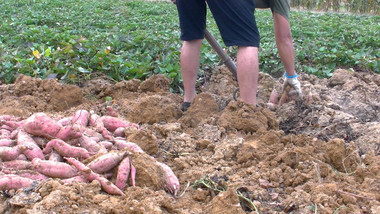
[0,67,379,214]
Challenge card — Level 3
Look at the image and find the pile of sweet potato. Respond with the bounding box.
[0,110,179,196]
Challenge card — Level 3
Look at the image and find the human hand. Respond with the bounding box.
[283,73,302,98]
[171,0,176,4]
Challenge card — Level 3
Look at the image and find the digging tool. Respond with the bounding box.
[203,29,240,100]
[204,29,237,79]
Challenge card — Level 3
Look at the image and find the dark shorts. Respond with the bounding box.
[176,0,260,47]
[254,0,290,20]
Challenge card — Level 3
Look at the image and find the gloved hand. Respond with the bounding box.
[283,72,302,98]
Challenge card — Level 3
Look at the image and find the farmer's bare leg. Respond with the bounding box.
[237,46,259,106]
[273,12,296,76]
[180,39,203,103]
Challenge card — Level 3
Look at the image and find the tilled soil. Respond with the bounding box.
[0,66,379,214]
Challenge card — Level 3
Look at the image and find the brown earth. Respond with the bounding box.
[0,66,379,214]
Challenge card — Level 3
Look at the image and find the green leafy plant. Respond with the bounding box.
[192,176,227,194]
[0,0,378,89]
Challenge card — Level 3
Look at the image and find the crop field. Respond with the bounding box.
[0,0,379,89]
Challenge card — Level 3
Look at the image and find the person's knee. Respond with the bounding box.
[182,39,203,53]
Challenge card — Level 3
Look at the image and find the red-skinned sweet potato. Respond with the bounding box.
[61,175,88,184]
[87,150,128,174]
[115,156,131,190]
[0,145,28,161]
[99,141,113,150]
[0,139,15,147]
[32,158,78,179]
[47,151,63,162]
[100,116,139,132]
[0,115,20,122]
[83,128,104,142]
[43,139,90,160]
[32,136,47,148]
[2,169,48,181]
[78,136,101,155]
[23,113,82,141]
[0,174,34,191]
[106,106,119,117]
[0,160,32,170]
[89,113,113,140]
[156,161,180,196]
[114,140,144,153]
[55,124,83,141]
[1,120,24,131]
[16,154,28,161]
[17,130,44,160]
[57,116,73,126]
[113,127,125,137]
[72,110,90,127]
[23,113,62,138]
[130,163,136,188]
[0,129,11,139]
[65,157,124,195]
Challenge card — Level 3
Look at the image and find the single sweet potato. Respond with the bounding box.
[0,139,15,147]
[23,113,61,138]
[100,116,139,132]
[17,130,44,160]
[43,139,90,160]
[55,124,83,141]
[1,120,24,131]
[2,169,48,181]
[65,157,124,195]
[61,175,88,184]
[32,158,78,179]
[114,140,144,153]
[78,136,101,155]
[106,106,119,118]
[23,113,82,141]
[269,89,278,104]
[66,138,81,146]
[32,136,47,148]
[0,145,28,161]
[57,116,73,126]
[0,115,20,122]
[0,174,34,191]
[0,160,33,170]
[83,128,104,142]
[10,128,21,140]
[72,110,90,127]
[115,156,131,190]
[130,163,136,188]
[113,127,125,137]
[47,151,63,162]
[156,161,180,196]
[0,129,11,139]
[16,154,28,161]
[87,150,128,174]
[89,113,113,140]
[99,141,113,150]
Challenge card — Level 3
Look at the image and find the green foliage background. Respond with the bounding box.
[0,0,379,91]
